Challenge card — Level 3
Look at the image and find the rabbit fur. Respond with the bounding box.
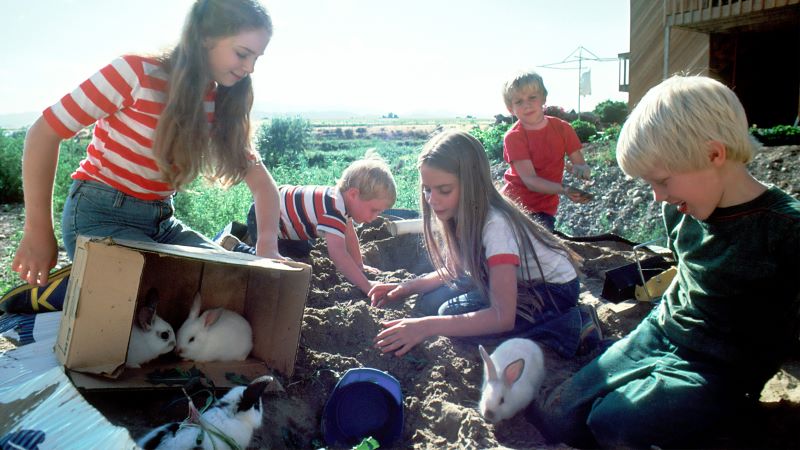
[175,292,253,362]
[126,288,176,368]
[136,376,270,450]
[478,338,545,423]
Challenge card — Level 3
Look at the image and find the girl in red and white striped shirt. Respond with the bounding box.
[13,0,283,286]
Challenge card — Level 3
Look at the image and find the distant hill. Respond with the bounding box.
[1,109,491,130]
[0,112,38,130]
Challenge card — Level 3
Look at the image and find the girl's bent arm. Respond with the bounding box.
[244,162,281,259]
[426,263,518,336]
[375,265,518,356]
[12,116,63,285]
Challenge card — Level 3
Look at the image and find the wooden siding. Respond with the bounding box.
[629,0,799,125]
[629,0,709,107]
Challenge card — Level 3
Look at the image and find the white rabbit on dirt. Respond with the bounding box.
[126,288,176,368]
[478,338,545,423]
[175,292,253,362]
[136,375,270,450]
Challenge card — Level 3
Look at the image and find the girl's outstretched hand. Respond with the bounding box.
[374,318,426,357]
[368,282,401,308]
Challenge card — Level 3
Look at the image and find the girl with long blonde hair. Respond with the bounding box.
[14,0,283,287]
[369,130,602,357]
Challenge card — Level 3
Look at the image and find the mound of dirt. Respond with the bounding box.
[2,146,798,449]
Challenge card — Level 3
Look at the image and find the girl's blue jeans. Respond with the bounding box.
[417,277,584,357]
[61,179,219,260]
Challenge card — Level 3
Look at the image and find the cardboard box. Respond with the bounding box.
[55,236,311,390]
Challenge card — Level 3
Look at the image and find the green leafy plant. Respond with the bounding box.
[593,100,628,126]
[0,130,25,203]
[571,119,597,143]
[255,116,312,166]
[469,122,511,161]
[750,124,800,146]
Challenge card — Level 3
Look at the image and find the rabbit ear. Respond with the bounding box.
[479,345,497,381]
[135,305,156,331]
[503,358,526,387]
[135,287,160,330]
[237,376,270,413]
[189,292,202,319]
[202,309,223,328]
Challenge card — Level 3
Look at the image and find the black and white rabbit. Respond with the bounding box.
[137,376,270,450]
[478,338,545,423]
[126,288,176,368]
[175,292,253,362]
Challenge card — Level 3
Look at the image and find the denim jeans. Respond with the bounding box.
[61,179,219,260]
[245,202,314,258]
[530,212,556,231]
[417,277,584,357]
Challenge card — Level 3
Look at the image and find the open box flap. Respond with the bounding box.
[90,236,303,272]
[56,238,144,376]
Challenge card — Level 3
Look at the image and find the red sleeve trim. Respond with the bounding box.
[487,253,520,267]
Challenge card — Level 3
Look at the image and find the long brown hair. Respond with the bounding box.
[153,0,272,190]
[417,130,581,304]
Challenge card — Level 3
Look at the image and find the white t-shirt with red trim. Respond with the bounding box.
[43,54,216,200]
[483,208,576,284]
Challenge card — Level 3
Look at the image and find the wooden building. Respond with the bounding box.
[627,0,800,126]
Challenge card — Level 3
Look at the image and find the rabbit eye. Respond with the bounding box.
[499,397,504,405]
[159,331,169,339]
[189,337,195,343]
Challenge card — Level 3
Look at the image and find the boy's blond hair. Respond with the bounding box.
[617,75,758,178]
[336,152,397,204]
[502,71,548,110]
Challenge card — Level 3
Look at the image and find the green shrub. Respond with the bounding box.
[594,100,628,125]
[750,124,800,146]
[577,111,600,126]
[571,119,597,143]
[469,122,511,161]
[589,124,621,145]
[0,131,25,203]
[305,151,328,167]
[255,116,312,167]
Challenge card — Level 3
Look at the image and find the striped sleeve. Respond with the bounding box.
[278,186,348,240]
[43,56,138,139]
[315,187,348,238]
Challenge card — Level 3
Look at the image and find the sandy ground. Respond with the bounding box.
[2,213,799,449]
[83,219,800,449]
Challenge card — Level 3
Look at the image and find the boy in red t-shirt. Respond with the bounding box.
[500,71,592,230]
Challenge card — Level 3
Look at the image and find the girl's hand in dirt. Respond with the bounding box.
[374,318,427,357]
[368,282,401,308]
[363,264,381,275]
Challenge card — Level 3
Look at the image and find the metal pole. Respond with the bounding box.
[578,47,582,116]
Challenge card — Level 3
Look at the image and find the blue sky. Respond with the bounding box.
[0,0,629,122]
